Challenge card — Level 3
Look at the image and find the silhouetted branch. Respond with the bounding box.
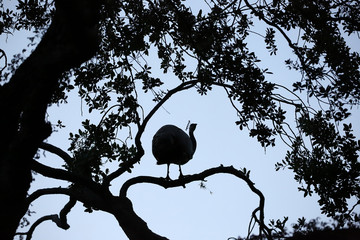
[247,208,258,238]
[31,159,83,182]
[120,165,272,239]
[31,160,100,191]
[39,142,73,166]
[243,0,307,70]
[103,80,198,185]
[26,188,74,206]
[58,197,76,229]
[0,49,7,74]
[15,215,54,240]
[251,206,273,240]
[16,197,76,240]
[137,79,198,142]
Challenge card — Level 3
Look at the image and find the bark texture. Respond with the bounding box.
[0,0,101,238]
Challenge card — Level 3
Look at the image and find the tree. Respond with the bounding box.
[0,0,359,239]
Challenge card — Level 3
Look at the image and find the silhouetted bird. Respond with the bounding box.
[152,124,197,179]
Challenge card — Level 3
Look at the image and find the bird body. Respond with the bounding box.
[152,124,197,178]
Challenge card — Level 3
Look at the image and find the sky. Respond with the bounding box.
[1,1,360,240]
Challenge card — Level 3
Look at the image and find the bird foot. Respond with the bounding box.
[178,172,185,179]
[177,174,187,188]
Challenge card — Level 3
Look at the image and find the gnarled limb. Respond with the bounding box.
[25,185,170,240]
[120,165,272,239]
[16,215,55,240]
[57,197,77,229]
[16,197,76,240]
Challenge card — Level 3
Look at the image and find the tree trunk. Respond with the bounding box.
[110,197,169,240]
[0,0,101,238]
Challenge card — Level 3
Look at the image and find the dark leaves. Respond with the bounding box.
[278,115,360,218]
[264,28,277,55]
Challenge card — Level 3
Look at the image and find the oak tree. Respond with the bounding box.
[0,0,359,239]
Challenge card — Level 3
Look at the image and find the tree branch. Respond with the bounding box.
[16,198,76,240]
[30,160,107,196]
[58,197,77,229]
[15,215,55,240]
[0,49,7,74]
[26,188,74,207]
[39,142,73,166]
[119,165,271,238]
[31,160,87,185]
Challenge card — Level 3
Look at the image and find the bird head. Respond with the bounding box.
[189,123,197,133]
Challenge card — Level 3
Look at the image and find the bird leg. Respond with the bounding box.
[178,165,186,188]
[178,165,184,178]
[165,164,171,180]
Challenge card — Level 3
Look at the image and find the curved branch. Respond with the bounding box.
[26,187,74,206]
[273,84,317,115]
[58,197,77,229]
[251,206,273,239]
[15,215,55,240]
[97,104,123,127]
[39,142,73,166]
[0,49,7,74]
[103,80,198,185]
[137,80,198,145]
[16,198,76,240]
[120,165,271,238]
[119,165,257,197]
